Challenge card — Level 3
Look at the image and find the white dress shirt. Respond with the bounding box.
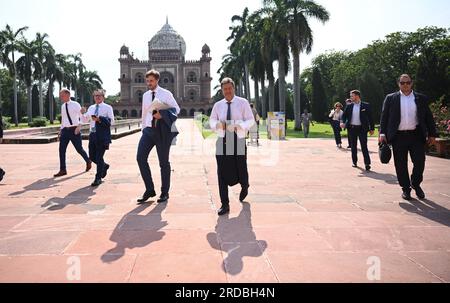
[81,102,115,132]
[398,90,418,131]
[329,109,343,121]
[209,96,255,139]
[350,102,361,126]
[141,86,180,129]
[60,100,82,129]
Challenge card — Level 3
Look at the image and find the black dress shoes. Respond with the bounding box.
[217,205,230,216]
[102,164,110,178]
[53,170,67,177]
[402,188,412,200]
[0,169,5,182]
[412,185,425,199]
[239,186,249,202]
[91,179,102,187]
[352,163,357,168]
[365,165,371,171]
[157,193,169,203]
[137,190,156,204]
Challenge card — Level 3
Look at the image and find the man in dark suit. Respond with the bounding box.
[379,74,437,200]
[136,70,180,204]
[341,90,375,171]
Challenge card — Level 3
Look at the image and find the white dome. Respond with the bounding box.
[149,21,186,56]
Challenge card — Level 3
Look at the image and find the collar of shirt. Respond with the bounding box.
[400,90,414,98]
[223,96,235,104]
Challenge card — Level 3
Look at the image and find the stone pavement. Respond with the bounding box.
[0,119,449,283]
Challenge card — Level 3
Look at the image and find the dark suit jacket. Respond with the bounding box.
[153,108,179,147]
[379,91,437,143]
[92,116,112,147]
[341,102,375,132]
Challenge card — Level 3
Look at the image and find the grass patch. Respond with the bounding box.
[7,121,61,130]
[196,119,379,140]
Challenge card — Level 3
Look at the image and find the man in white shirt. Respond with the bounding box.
[210,77,255,216]
[81,89,115,187]
[54,88,91,177]
[137,69,180,204]
[379,74,437,200]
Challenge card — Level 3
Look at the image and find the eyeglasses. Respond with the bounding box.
[399,81,412,85]
[94,95,103,97]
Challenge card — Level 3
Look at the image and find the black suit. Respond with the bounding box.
[342,102,375,166]
[379,91,437,190]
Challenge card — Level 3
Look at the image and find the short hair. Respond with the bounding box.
[145,69,160,80]
[350,90,361,97]
[93,89,106,96]
[220,77,235,88]
[60,88,70,95]
[334,102,343,108]
[398,74,412,82]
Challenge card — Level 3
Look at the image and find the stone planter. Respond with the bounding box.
[428,138,450,158]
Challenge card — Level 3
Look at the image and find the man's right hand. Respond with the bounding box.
[216,122,226,131]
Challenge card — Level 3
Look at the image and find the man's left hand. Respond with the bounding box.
[153,111,162,120]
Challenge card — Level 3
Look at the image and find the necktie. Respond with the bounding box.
[151,91,156,128]
[65,102,73,125]
[226,102,231,121]
[92,104,100,132]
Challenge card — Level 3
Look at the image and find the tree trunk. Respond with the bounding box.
[293,53,302,131]
[253,77,260,113]
[260,78,267,119]
[244,63,251,101]
[12,52,19,126]
[278,54,286,113]
[39,78,44,117]
[27,85,32,123]
[49,80,54,124]
[268,76,275,113]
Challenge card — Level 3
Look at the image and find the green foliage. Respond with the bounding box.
[430,100,450,139]
[1,117,11,129]
[28,116,47,127]
[311,67,328,122]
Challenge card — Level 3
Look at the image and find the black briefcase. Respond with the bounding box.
[378,142,392,164]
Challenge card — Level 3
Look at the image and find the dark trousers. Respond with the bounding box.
[215,133,249,206]
[137,127,172,194]
[348,125,371,165]
[59,127,90,170]
[88,133,108,181]
[331,120,342,145]
[392,131,426,190]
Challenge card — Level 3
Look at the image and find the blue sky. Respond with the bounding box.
[1,0,449,96]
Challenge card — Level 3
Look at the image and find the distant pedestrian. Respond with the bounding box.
[329,102,344,148]
[300,109,314,138]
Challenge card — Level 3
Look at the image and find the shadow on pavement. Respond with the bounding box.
[9,172,86,196]
[101,202,167,263]
[40,185,97,211]
[400,198,450,228]
[206,202,267,275]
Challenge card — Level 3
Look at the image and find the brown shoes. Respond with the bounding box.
[86,161,92,172]
[53,170,67,177]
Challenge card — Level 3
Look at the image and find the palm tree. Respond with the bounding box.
[227,7,252,101]
[16,37,41,123]
[0,24,29,126]
[78,70,103,105]
[34,32,52,117]
[263,0,292,115]
[45,48,63,123]
[280,0,330,130]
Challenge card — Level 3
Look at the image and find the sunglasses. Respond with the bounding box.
[399,81,412,85]
[94,95,103,97]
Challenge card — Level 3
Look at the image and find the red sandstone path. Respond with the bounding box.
[0,119,449,282]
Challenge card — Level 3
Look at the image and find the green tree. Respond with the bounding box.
[0,24,29,126]
[311,67,327,122]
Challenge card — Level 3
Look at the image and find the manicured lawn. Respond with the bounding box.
[196,119,379,140]
[6,121,61,130]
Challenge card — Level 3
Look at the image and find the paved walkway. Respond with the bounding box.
[0,119,449,282]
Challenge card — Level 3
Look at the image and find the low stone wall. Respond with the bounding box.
[2,119,142,144]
